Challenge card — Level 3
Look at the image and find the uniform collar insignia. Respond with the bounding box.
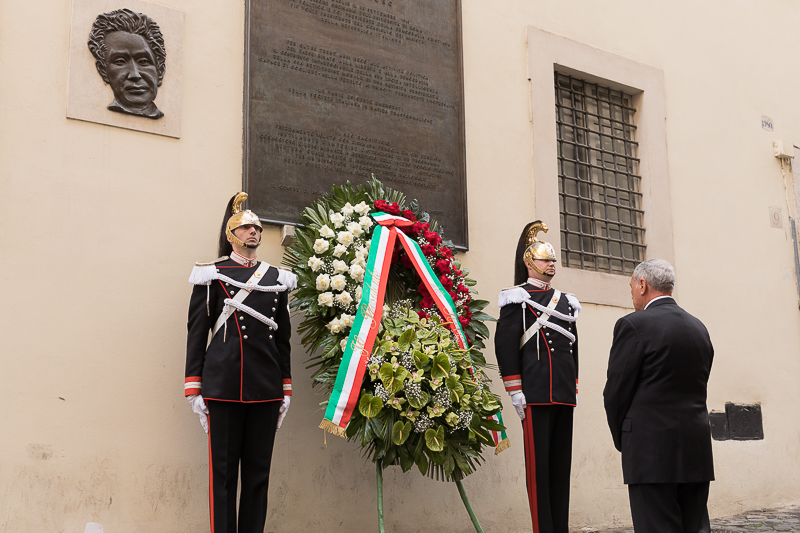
[526,277,552,290]
[230,250,258,267]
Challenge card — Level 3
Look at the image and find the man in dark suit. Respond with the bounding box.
[603,259,714,533]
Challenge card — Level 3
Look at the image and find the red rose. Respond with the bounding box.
[435,259,451,274]
[420,295,434,309]
[374,199,389,211]
[417,310,428,320]
[424,230,442,246]
[401,209,417,222]
[387,202,401,215]
[439,247,453,258]
[411,222,429,235]
[440,276,453,290]
[400,253,413,269]
[418,282,429,297]
[457,283,469,294]
[452,268,462,277]
[463,309,473,319]
[421,244,435,256]
[459,316,470,327]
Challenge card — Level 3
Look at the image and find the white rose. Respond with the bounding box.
[327,317,343,333]
[331,274,347,291]
[319,225,335,238]
[330,212,345,228]
[340,338,348,351]
[336,292,353,307]
[358,215,373,229]
[308,256,324,272]
[354,201,370,215]
[313,239,330,254]
[349,263,365,281]
[332,244,347,258]
[346,221,364,236]
[332,259,349,273]
[352,255,366,269]
[318,292,334,307]
[337,231,354,246]
[316,274,331,291]
[342,202,355,216]
[340,311,355,326]
[356,286,362,301]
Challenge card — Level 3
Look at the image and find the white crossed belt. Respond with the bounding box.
[211,262,285,341]
[520,289,577,355]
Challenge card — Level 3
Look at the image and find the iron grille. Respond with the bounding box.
[555,72,645,275]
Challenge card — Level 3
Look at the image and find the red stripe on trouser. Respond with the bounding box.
[523,405,540,533]
[207,412,214,533]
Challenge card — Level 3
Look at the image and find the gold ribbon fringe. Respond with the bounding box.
[494,438,511,455]
[319,419,347,438]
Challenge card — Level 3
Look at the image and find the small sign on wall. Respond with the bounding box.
[66,0,183,138]
[762,116,774,132]
[769,207,783,229]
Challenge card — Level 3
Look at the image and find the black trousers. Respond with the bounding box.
[522,404,574,533]
[628,482,711,533]
[206,400,281,533]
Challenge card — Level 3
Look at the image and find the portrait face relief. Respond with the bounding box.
[105,32,160,115]
[88,8,167,119]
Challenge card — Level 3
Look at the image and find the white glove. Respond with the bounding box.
[277,396,291,430]
[187,394,209,433]
[510,390,527,420]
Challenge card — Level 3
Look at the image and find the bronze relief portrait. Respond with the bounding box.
[87,8,166,119]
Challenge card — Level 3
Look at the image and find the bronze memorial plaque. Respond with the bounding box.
[244,0,468,248]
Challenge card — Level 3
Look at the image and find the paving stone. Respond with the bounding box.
[577,505,800,533]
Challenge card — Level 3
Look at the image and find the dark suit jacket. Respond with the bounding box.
[603,297,714,484]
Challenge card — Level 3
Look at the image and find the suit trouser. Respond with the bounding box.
[206,400,281,533]
[522,404,574,533]
[628,482,711,533]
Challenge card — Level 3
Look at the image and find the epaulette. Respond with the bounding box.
[277,268,298,291]
[498,286,529,308]
[195,256,228,267]
[189,259,226,285]
[565,293,582,318]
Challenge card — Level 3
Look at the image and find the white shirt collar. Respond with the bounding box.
[230,250,258,267]
[644,295,673,310]
[526,277,552,290]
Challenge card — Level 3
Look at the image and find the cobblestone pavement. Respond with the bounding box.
[581,505,800,532]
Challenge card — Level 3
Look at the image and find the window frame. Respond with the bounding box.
[527,27,674,308]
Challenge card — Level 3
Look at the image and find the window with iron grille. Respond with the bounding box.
[555,72,645,275]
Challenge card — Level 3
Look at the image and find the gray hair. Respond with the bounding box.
[632,259,675,293]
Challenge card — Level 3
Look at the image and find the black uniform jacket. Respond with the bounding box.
[185,259,292,402]
[603,297,714,484]
[495,283,579,406]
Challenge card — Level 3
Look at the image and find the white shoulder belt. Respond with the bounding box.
[211,262,281,341]
[520,290,577,354]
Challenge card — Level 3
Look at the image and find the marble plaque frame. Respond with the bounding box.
[66,0,184,138]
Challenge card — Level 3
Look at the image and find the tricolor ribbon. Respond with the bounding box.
[320,212,472,437]
[489,412,510,454]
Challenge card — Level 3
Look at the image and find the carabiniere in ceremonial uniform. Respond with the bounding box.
[184,192,297,533]
[495,221,581,533]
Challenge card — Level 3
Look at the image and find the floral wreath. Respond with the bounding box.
[285,178,508,494]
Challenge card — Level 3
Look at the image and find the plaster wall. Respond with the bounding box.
[0,0,798,532]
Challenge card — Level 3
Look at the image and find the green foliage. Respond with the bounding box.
[359,394,383,419]
[285,177,504,482]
